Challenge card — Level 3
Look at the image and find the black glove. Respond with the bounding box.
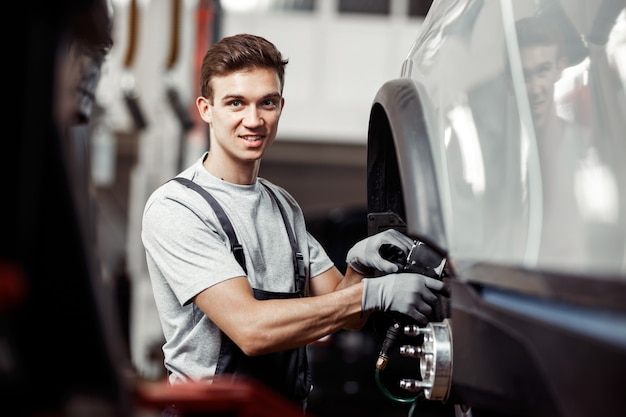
[361,272,450,325]
[346,229,414,275]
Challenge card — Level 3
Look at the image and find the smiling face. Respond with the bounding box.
[197,67,284,184]
[520,43,565,134]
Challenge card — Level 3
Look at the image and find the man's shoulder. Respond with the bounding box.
[258,177,297,204]
[144,171,214,217]
[258,177,280,191]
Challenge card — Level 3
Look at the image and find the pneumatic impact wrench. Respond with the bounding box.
[375,239,447,370]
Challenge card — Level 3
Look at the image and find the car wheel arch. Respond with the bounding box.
[367,77,447,252]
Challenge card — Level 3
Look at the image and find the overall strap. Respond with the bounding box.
[172,177,306,295]
[261,184,306,295]
[171,177,246,273]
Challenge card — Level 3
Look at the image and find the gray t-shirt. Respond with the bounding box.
[141,153,334,384]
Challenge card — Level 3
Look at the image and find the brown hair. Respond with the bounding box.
[515,16,564,58]
[199,33,289,103]
[504,16,566,78]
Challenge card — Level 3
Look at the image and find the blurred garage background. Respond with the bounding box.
[89,1,434,416]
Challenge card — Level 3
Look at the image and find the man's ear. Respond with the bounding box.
[196,96,212,124]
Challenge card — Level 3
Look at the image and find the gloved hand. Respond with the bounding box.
[346,229,415,275]
[361,272,450,325]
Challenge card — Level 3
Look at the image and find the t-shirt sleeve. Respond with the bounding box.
[141,185,246,306]
[306,230,335,278]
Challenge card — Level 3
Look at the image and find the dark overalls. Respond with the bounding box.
[172,178,311,410]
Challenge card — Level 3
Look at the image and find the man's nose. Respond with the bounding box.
[527,75,542,96]
[243,107,263,127]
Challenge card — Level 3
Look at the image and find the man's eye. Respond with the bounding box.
[537,64,553,78]
[230,100,242,107]
[263,99,277,107]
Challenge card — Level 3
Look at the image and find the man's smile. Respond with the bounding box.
[240,135,264,141]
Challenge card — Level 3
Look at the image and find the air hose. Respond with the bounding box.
[374,367,421,404]
[374,322,420,404]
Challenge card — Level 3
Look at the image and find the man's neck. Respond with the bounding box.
[537,107,565,151]
[202,152,260,185]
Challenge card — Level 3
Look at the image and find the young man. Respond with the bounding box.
[515,16,592,264]
[141,33,449,410]
[516,16,570,145]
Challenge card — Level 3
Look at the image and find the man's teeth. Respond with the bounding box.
[242,136,262,141]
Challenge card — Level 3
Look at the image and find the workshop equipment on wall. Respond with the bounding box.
[121,0,147,131]
[92,0,220,381]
